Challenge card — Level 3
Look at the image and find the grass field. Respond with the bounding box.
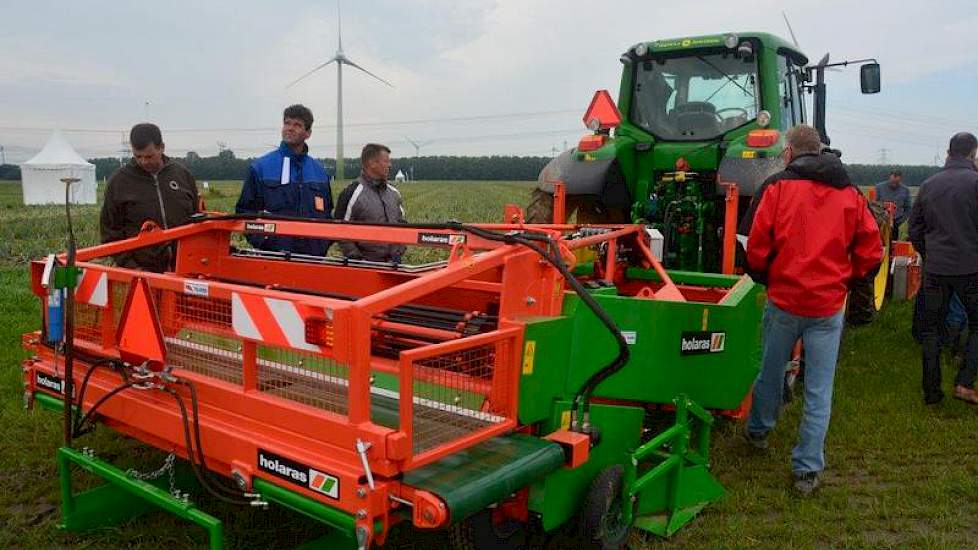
[1,180,976,549]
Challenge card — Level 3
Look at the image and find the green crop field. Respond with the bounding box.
[1,180,975,549]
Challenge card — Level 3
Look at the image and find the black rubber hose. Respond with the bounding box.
[447,223,630,421]
[74,382,136,434]
[161,387,251,505]
[72,358,126,436]
[173,378,250,499]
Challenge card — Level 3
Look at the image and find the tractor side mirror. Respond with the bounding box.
[860,63,881,94]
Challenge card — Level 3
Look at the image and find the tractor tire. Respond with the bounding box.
[449,509,528,550]
[581,465,631,550]
[525,188,555,223]
[847,200,892,325]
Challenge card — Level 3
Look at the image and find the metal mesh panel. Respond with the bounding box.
[72,302,102,345]
[411,343,506,455]
[257,345,350,416]
[111,280,127,320]
[160,291,242,384]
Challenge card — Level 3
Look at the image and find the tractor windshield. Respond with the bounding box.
[630,50,760,141]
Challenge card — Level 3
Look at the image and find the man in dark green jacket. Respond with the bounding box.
[99,123,200,272]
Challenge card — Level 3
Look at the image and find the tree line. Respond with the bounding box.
[85,151,553,183]
[0,153,945,186]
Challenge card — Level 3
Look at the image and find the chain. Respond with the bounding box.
[127,452,177,497]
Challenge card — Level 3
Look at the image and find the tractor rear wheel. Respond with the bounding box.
[449,509,527,550]
[581,465,631,550]
[525,188,555,223]
[525,189,624,225]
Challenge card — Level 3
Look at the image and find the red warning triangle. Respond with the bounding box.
[116,277,167,368]
[582,90,622,130]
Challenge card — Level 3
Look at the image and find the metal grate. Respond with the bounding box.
[411,343,505,455]
[111,280,127,321]
[257,345,350,416]
[166,335,243,384]
[160,292,241,384]
[72,302,102,345]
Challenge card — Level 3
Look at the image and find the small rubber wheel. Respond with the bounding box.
[449,509,527,550]
[582,464,631,550]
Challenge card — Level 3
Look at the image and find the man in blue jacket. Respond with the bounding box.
[235,104,332,255]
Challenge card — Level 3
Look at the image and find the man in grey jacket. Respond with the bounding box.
[909,132,978,405]
[333,143,407,262]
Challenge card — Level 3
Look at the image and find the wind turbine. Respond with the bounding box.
[404,136,433,181]
[288,1,393,183]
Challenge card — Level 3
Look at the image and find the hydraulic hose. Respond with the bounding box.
[73,382,137,435]
[161,386,251,505]
[72,358,126,436]
[172,378,252,500]
[445,223,630,427]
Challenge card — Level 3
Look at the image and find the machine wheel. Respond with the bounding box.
[872,228,892,311]
[449,509,527,550]
[847,200,892,324]
[582,465,631,550]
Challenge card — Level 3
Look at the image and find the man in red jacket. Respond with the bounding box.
[743,124,882,495]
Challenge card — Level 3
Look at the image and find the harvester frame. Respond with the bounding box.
[23,213,763,549]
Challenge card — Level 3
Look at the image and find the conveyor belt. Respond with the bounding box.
[402,433,565,522]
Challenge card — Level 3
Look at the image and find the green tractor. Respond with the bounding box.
[529,32,881,274]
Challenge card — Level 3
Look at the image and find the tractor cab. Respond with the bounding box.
[534,32,880,273]
[629,38,761,141]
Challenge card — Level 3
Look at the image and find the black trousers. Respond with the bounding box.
[920,272,978,397]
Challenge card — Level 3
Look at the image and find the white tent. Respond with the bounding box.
[394,169,407,182]
[21,130,97,205]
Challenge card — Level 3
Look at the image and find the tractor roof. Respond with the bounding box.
[642,32,808,66]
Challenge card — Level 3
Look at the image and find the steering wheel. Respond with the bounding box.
[714,107,750,121]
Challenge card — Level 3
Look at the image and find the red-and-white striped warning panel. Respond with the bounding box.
[231,293,325,352]
[75,269,108,307]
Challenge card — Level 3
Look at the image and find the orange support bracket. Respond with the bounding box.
[553,181,566,225]
[720,182,739,275]
[544,429,590,469]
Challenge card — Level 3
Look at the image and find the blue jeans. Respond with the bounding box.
[747,301,845,474]
[947,292,968,331]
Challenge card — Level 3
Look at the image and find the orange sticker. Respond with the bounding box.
[314,196,325,212]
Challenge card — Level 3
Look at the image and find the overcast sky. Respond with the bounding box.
[1,0,975,166]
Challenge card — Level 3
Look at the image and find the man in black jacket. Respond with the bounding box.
[333,143,407,262]
[100,123,199,272]
[909,132,978,405]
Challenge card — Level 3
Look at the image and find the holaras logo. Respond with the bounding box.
[680,331,726,355]
[417,232,466,246]
[245,222,277,233]
[308,468,339,498]
[257,449,339,499]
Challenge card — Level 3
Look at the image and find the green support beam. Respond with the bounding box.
[622,395,724,537]
[57,446,224,550]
